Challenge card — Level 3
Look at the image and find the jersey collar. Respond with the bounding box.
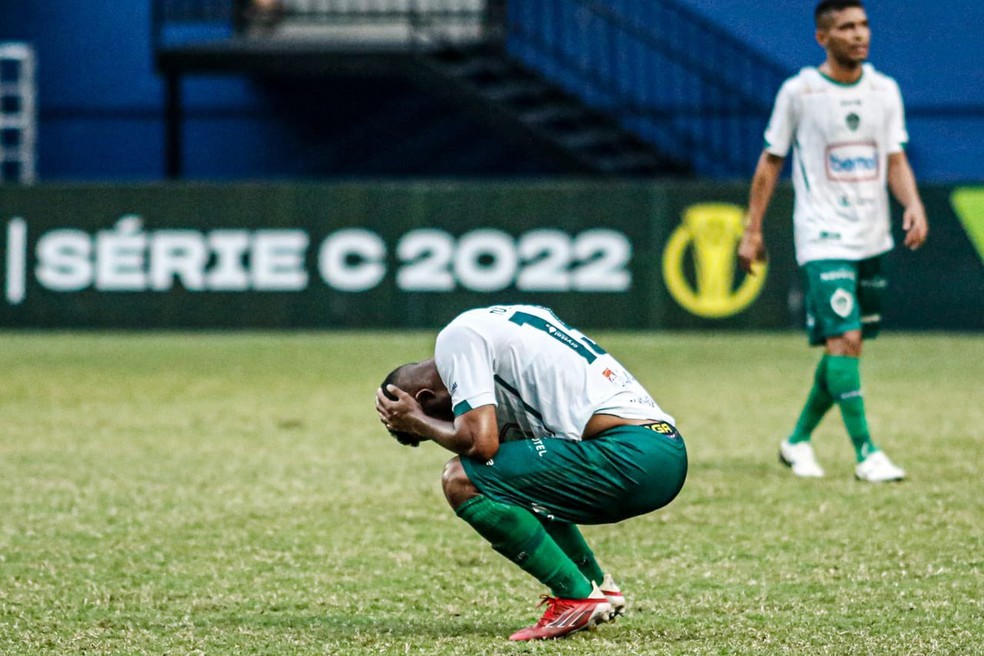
[817,66,866,88]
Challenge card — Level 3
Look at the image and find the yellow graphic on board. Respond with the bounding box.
[951,187,984,264]
[663,203,767,318]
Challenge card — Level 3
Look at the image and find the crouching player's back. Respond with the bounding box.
[376,304,687,640]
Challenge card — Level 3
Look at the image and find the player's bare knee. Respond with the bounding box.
[442,457,479,510]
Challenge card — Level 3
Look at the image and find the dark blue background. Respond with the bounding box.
[1,0,980,182]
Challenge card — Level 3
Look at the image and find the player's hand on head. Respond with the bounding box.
[375,385,423,447]
[375,384,411,428]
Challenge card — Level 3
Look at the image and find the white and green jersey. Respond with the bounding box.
[764,64,908,265]
[434,304,671,443]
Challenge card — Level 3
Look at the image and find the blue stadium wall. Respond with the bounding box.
[673,0,984,184]
[0,0,981,182]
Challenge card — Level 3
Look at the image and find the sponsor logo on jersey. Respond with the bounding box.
[545,323,583,352]
[826,142,879,182]
[645,421,680,438]
[662,203,767,319]
[602,367,628,388]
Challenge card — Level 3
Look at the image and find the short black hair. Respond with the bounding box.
[380,362,415,401]
[815,0,864,28]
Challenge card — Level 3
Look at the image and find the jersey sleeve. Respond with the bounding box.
[885,78,909,154]
[763,77,799,157]
[434,323,497,417]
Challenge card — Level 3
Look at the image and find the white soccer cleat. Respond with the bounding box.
[779,439,825,478]
[855,451,906,482]
[599,573,626,620]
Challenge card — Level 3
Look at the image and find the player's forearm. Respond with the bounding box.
[888,152,924,211]
[745,152,784,231]
[426,426,475,456]
[415,411,499,460]
[402,413,459,449]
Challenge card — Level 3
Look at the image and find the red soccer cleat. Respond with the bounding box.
[508,584,612,641]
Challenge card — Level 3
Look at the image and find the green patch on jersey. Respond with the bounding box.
[951,187,984,265]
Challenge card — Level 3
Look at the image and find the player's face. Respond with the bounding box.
[817,6,870,67]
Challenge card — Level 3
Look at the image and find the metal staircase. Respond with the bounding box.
[417,44,691,176]
[504,0,790,177]
[152,0,692,177]
[150,0,785,178]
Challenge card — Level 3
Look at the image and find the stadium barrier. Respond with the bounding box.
[1,181,981,330]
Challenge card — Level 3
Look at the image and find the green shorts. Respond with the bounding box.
[801,256,888,346]
[460,422,687,525]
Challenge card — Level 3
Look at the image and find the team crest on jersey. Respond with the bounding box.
[830,288,855,318]
[846,112,861,131]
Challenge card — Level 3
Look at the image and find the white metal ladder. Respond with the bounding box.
[0,42,37,184]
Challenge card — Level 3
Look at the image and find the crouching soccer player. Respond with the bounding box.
[375,304,687,640]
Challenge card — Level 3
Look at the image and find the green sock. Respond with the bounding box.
[825,354,878,461]
[789,355,835,444]
[456,495,593,599]
[538,520,606,586]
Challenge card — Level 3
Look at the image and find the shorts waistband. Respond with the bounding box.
[640,421,681,439]
[588,420,682,441]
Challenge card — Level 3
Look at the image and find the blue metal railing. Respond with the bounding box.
[151,0,788,176]
[505,0,790,177]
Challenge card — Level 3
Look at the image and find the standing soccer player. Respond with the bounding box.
[738,0,929,482]
[375,304,687,640]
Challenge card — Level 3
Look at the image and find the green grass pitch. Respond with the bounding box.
[1,331,981,655]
